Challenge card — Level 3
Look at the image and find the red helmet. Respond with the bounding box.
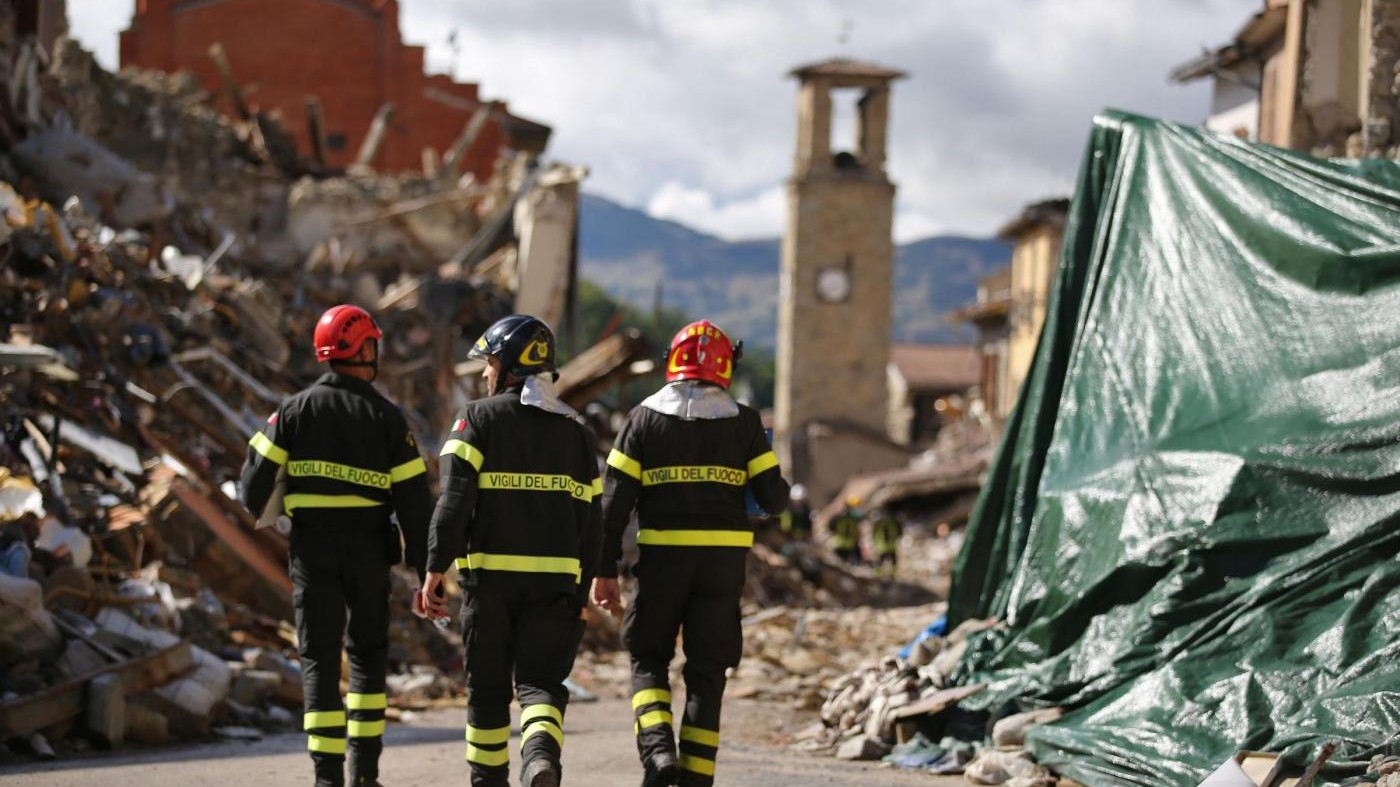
[665,320,739,389]
[314,304,383,363]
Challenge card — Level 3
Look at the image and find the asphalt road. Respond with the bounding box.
[0,698,960,787]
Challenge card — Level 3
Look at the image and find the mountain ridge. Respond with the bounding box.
[577,193,1010,349]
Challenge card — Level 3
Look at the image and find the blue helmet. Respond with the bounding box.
[469,314,556,379]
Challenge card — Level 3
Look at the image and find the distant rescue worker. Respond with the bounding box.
[592,320,790,787]
[872,509,902,579]
[831,497,862,565]
[240,304,432,787]
[419,315,601,787]
[780,483,812,540]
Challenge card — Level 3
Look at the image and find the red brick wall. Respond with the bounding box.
[120,0,513,178]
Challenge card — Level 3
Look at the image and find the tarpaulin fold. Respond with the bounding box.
[947,110,1400,786]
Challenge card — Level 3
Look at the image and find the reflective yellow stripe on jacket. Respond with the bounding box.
[747,450,779,476]
[454,553,582,582]
[636,529,753,548]
[390,457,428,482]
[283,494,384,514]
[287,459,390,490]
[478,472,597,502]
[441,439,485,471]
[641,465,746,487]
[249,431,287,465]
[607,449,641,480]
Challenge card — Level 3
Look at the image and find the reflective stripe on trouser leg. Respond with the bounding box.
[676,656,730,786]
[305,709,348,756]
[519,703,564,764]
[344,557,390,784]
[512,590,581,773]
[676,554,742,787]
[630,681,676,764]
[347,692,387,739]
[465,704,511,786]
[465,723,511,773]
[293,550,350,787]
[625,553,688,768]
[679,724,719,783]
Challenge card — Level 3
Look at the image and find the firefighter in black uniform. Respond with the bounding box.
[419,314,601,787]
[592,320,789,787]
[240,304,432,787]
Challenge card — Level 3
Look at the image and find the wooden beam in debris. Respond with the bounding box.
[353,102,396,169]
[889,683,986,720]
[0,640,194,739]
[305,96,329,170]
[1294,742,1337,787]
[207,43,252,121]
[439,100,500,177]
[555,329,653,409]
[341,188,477,228]
[169,480,293,597]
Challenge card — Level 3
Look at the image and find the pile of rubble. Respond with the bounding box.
[782,613,1071,784]
[795,616,999,756]
[1345,755,1400,787]
[730,603,948,711]
[0,7,603,761]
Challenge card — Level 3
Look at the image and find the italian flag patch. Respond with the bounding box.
[452,418,466,433]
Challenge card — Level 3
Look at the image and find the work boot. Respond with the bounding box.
[521,758,560,787]
[313,766,344,787]
[639,751,680,787]
[349,778,383,787]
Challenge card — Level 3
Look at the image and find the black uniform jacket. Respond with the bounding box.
[598,401,790,578]
[425,385,603,606]
[239,372,433,572]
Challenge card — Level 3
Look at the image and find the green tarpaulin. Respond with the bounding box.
[947,111,1400,786]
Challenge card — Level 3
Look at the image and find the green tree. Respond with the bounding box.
[562,279,774,410]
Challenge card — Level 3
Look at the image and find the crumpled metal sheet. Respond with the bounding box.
[947,111,1400,786]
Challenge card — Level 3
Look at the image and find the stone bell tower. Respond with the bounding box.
[775,58,906,497]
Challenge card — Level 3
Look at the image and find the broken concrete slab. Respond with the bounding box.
[836,734,892,761]
[84,673,126,748]
[0,639,192,739]
[11,126,172,228]
[228,669,281,708]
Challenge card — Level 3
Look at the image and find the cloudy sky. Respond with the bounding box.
[68,0,1247,242]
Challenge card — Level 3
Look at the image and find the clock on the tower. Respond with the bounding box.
[816,267,851,303]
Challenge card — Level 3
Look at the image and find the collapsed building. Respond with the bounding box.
[0,3,640,756]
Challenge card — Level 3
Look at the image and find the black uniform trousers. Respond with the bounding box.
[291,520,390,787]
[624,547,745,787]
[460,578,583,787]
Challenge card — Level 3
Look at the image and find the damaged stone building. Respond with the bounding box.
[119,0,551,176]
[775,57,910,506]
[952,198,1068,427]
[1170,0,1400,159]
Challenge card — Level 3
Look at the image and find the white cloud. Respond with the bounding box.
[66,0,128,69]
[645,182,786,241]
[63,0,1247,242]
